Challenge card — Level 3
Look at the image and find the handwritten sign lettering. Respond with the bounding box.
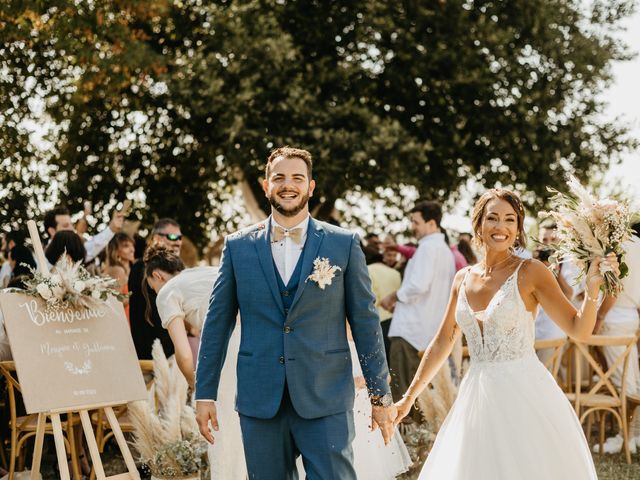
[0,292,146,413]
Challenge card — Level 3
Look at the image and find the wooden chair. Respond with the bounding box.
[565,335,636,464]
[0,361,81,479]
[534,338,567,384]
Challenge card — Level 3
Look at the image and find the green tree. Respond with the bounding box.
[0,0,636,246]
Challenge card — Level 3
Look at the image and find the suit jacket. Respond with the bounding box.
[195,216,390,419]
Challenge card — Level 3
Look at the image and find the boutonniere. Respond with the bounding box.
[306,257,341,290]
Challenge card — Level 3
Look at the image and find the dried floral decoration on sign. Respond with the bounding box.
[306,257,341,290]
[18,252,129,310]
[540,175,633,295]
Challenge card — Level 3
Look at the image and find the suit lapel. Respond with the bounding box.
[290,218,325,311]
[254,217,285,314]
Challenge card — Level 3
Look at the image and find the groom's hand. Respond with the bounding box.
[371,404,397,446]
[196,400,219,444]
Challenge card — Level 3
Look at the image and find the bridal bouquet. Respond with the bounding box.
[540,175,633,295]
[21,254,127,310]
[129,341,208,479]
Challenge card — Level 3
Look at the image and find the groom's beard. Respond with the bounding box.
[268,189,310,217]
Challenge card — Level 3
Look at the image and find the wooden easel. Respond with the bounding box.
[26,221,140,480]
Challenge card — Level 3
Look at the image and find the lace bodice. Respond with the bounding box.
[456,262,536,363]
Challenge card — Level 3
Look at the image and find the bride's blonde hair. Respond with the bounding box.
[471,188,527,249]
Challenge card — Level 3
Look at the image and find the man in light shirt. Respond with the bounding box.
[43,205,124,264]
[381,201,456,405]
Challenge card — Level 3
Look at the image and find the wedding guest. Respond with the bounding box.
[44,230,87,265]
[365,232,382,252]
[103,233,135,323]
[363,244,402,362]
[6,244,37,290]
[381,201,456,412]
[457,237,478,265]
[534,222,583,368]
[458,232,472,243]
[129,218,181,359]
[0,231,30,287]
[43,205,125,263]
[593,232,640,453]
[444,229,468,272]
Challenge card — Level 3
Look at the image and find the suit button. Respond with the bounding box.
[284,308,289,315]
[282,290,290,297]
[279,356,285,364]
[284,326,292,334]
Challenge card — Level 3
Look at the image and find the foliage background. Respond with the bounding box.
[0,0,637,247]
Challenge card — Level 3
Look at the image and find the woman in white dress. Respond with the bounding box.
[395,188,619,480]
[143,244,247,479]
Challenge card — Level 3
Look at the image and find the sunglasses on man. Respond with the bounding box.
[156,232,183,241]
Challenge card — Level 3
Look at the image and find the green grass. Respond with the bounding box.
[595,453,640,480]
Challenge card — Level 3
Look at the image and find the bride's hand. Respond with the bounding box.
[586,253,620,290]
[393,395,414,426]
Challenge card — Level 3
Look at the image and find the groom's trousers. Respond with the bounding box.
[238,384,356,480]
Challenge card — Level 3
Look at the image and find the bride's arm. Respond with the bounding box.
[527,255,617,342]
[166,316,196,388]
[394,270,465,424]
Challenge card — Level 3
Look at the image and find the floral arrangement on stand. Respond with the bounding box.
[540,175,633,295]
[129,340,208,480]
[21,254,128,309]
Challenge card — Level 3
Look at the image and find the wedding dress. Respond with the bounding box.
[418,262,597,479]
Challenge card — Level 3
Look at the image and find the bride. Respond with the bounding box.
[395,188,618,479]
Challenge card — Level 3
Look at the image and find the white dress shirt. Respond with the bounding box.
[84,227,115,263]
[270,216,309,285]
[389,232,456,351]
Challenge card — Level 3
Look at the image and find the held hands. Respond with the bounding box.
[195,400,219,444]
[371,404,398,446]
[393,395,414,426]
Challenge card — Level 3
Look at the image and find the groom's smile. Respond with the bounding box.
[263,154,316,220]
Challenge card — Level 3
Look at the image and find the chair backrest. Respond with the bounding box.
[0,361,22,429]
[572,335,636,411]
[534,337,566,380]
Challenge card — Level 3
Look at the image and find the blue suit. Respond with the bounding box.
[196,217,390,479]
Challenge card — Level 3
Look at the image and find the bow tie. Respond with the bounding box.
[272,226,303,244]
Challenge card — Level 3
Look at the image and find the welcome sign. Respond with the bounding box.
[0,292,147,413]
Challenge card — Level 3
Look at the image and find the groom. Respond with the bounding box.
[195,147,396,479]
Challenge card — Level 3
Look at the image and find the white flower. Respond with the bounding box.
[73,280,86,293]
[36,283,53,300]
[92,289,102,300]
[306,257,341,290]
[50,274,62,286]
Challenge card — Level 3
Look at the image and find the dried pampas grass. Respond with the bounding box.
[128,340,207,476]
[415,361,458,433]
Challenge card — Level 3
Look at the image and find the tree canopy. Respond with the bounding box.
[0,0,636,246]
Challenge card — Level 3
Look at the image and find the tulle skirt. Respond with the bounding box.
[351,386,412,479]
[419,354,597,480]
[207,325,247,479]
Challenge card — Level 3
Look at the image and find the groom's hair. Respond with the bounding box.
[266,146,313,179]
